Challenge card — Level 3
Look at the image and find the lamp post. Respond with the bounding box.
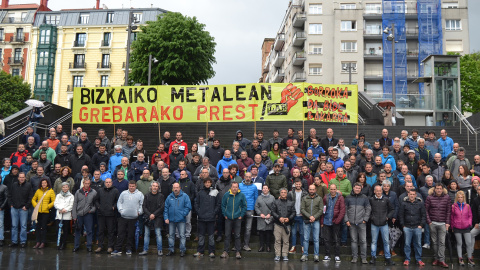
[384,23,396,126]
[148,54,158,85]
[124,12,138,86]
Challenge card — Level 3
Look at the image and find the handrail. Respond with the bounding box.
[7,104,53,130]
[453,105,478,151]
[48,111,73,130]
[358,115,365,125]
[358,93,373,110]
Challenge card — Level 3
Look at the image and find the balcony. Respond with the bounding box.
[10,35,25,44]
[363,29,382,39]
[100,40,110,47]
[293,31,306,47]
[73,40,86,47]
[406,29,419,39]
[97,62,111,71]
[363,8,382,19]
[69,62,86,71]
[67,85,85,92]
[364,70,383,80]
[293,51,306,66]
[273,33,285,51]
[292,12,306,27]
[273,69,285,83]
[364,49,383,60]
[273,52,285,67]
[372,94,433,111]
[292,72,306,82]
[8,57,23,65]
[407,51,419,60]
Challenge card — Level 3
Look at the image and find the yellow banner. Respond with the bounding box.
[72,83,358,124]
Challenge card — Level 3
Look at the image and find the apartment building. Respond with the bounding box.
[263,0,469,125]
[27,7,166,108]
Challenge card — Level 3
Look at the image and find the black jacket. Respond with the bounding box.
[271,197,295,226]
[91,179,105,192]
[54,152,72,168]
[8,181,33,209]
[91,152,110,172]
[399,196,426,228]
[0,185,8,209]
[472,196,480,225]
[195,186,220,222]
[95,186,119,216]
[369,195,394,226]
[205,146,225,167]
[143,192,165,227]
[159,176,176,199]
[178,177,196,203]
[169,152,184,173]
[69,153,92,177]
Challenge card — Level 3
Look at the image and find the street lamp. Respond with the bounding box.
[124,12,139,86]
[342,62,355,84]
[383,23,397,126]
[148,54,159,85]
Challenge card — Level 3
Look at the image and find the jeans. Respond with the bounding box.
[0,210,4,240]
[303,220,320,256]
[349,222,367,259]
[175,211,191,238]
[115,217,137,251]
[169,222,186,252]
[98,215,116,249]
[144,225,162,251]
[224,218,242,252]
[216,209,225,235]
[11,207,28,244]
[371,224,390,258]
[243,210,254,246]
[341,221,348,243]
[423,224,430,245]
[323,223,341,257]
[74,213,94,249]
[291,216,304,247]
[197,221,215,253]
[430,223,446,262]
[403,227,422,262]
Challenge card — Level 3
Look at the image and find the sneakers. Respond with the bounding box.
[242,245,251,251]
[235,252,242,259]
[422,244,430,249]
[107,248,113,253]
[220,251,229,258]
[459,258,465,266]
[369,257,376,265]
[323,256,331,262]
[289,246,296,254]
[314,255,320,262]
[391,250,397,257]
[139,250,148,256]
[215,236,222,242]
[351,257,357,263]
[158,250,163,256]
[193,252,204,257]
[126,250,132,255]
[335,256,341,263]
[362,258,368,264]
[418,260,425,267]
[468,258,475,266]
[404,260,410,266]
[378,250,384,256]
[385,258,395,266]
[209,253,215,258]
[283,256,289,261]
[95,247,102,253]
[274,256,281,262]
[438,261,449,268]
[301,255,308,262]
[432,260,439,266]
[111,250,122,255]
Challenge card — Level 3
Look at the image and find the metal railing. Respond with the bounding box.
[69,62,86,69]
[453,105,478,151]
[10,35,25,43]
[97,62,111,69]
[358,114,365,125]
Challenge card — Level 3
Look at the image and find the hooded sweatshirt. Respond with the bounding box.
[117,189,144,219]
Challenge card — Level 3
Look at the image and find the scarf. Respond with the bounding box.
[60,191,70,197]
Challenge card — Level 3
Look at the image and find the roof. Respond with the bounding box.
[0,3,39,10]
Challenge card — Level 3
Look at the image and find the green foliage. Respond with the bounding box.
[459,52,480,113]
[0,71,32,117]
[130,12,216,85]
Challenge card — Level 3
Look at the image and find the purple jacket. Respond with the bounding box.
[425,188,452,225]
[451,203,472,230]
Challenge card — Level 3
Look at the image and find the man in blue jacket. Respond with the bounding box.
[239,172,258,251]
[437,129,454,161]
[216,150,238,176]
[164,183,192,257]
[221,182,247,259]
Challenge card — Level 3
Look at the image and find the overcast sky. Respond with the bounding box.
[11,0,480,84]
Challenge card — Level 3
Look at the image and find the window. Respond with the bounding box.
[12,69,20,76]
[365,24,382,34]
[309,44,323,54]
[7,13,14,23]
[0,49,2,61]
[74,54,85,68]
[106,12,114,23]
[79,14,89,24]
[309,64,322,75]
[101,54,110,68]
[14,48,21,61]
[309,4,322,14]
[309,23,322,34]
[75,33,86,47]
[341,41,357,52]
[340,4,356,9]
[38,51,49,66]
[446,19,461,30]
[365,3,382,14]
[16,28,23,41]
[442,2,458,8]
[0,28,4,41]
[39,29,50,44]
[103,32,111,46]
[73,76,84,87]
[133,13,142,23]
[101,75,109,87]
[445,40,463,52]
[341,21,356,31]
[45,15,60,25]
[341,62,357,72]
[36,73,47,88]
[21,12,27,22]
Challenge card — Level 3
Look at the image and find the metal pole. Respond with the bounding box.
[391,23,396,126]
[124,11,133,86]
[348,62,352,85]
[148,54,152,86]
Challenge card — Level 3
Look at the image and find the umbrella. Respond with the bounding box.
[25,99,45,108]
[377,100,395,108]
[446,230,454,268]
[57,214,63,247]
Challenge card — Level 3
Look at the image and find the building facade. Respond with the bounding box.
[263,0,469,125]
[27,8,166,108]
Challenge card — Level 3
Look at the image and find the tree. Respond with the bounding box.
[0,71,31,117]
[458,52,480,113]
[130,12,216,85]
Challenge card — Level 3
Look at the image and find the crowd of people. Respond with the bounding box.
[1,124,479,266]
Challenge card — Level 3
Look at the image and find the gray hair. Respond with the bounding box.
[149,181,160,192]
[114,145,122,150]
[425,175,434,181]
[366,149,373,155]
[279,188,288,193]
[402,130,408,135]
[382,180,391,187]
[418,138,425,143]
[61,182,70,187]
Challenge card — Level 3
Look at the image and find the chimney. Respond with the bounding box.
[40,0,48,9]
[96,0,100,9]
[1,0,9,9]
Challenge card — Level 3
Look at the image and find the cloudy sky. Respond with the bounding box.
[11,0,480,84]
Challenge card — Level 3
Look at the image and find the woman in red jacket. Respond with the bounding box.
[451,191,474,266]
